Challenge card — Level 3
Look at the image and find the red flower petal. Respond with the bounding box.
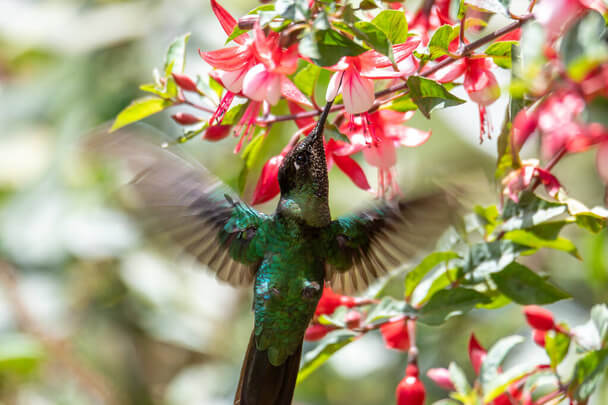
[386,125,431,147]
[280,77,313,107]
[380,319,410,351]
[172,73,199,92]
[332,153,373,192]
[251,155,284,205]
[198,46,252,71]
[534,168,561,198]
[210,0,247,44]
[287,101,316,130]
[513,108,539,148]
[172,112,201,125]
[533,329,547,347]
[315,286,344,316]
[524,306,555,331]
[468,334,486,375]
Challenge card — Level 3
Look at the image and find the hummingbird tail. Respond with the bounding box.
[234,331,302,405]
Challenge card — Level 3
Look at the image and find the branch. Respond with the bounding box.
[257,15,533,125]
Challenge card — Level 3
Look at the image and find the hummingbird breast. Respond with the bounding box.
[252,224,326,366]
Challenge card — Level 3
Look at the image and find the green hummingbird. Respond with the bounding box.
[94,100,453,405]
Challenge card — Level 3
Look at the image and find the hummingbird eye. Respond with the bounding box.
[295,152,308,166]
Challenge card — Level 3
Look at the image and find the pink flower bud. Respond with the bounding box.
[203,125,231,141]
[304,323,333,341]
[380,319,410,351]
[345,311,362,329]
[172,112,201,125]
[396,364,425,405]
[427,368,455,391]
[533,329,547,347]
[314,287,359,316]
[524,306,555,331]
[468,334,486,375]
[171,73,199,92]
[251,154,284,205]
[464,59,500,106]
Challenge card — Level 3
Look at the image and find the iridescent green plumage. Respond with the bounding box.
[93,101,455,405]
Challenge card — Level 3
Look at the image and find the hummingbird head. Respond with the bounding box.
[277,101,333,227]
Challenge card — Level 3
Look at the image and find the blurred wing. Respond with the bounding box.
[324,192,455,294]
[86,125,269,287]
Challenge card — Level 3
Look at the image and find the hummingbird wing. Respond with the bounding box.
[86,125,269,287]
[324,192,455,294]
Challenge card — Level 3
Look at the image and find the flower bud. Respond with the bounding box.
[524,306,555,331]
[304,323,332,341]
[171,73,199,92]
[315,287,359,316]
[427,368,455,391]
[380,319,410,351]
[396,364,425,405]
[533,329,547,347]
[468,334,486,375]
[345,311,362,329]
[203,125,231,141]
[172,112,202,125]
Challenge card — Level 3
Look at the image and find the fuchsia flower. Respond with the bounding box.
[426,368,456,391]
[502,161,561,203]
[199,0,311,152]
[408,0,454,44]
[252,151,286,205]
[337,110,431,197]
[380,318,410,351]
[325,39,420,115]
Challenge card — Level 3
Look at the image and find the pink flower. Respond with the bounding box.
[409,0,454,44]
[502,162,562,202]
[325,39,420,115]
[534,0,587,39]
[325,139,372,192]
[338,110,430,197]
[464,58,501,143]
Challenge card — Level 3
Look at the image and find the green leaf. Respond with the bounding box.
[465,0,507,15]
[571,348,608,400]
[293,62,322,97]
[238,130,266,193]
[483,362,537,402]
[485,41,517,69]
[545,330,571,369]
[297,329,358,384]
[353,21,391,56]
[429,25,459,60]
[449,362,471,395]
[299,29,367,66]
[164,33,190,75]
[364,297,416,324]
[413,267,459,306]
[407,76,466,118]
[502,192,567,231]
[319,306,349,328]
[420,288,490,325]
[276,0,309,21]
[560,10,608,81]
[371,10,408,44]
[591,304,608,345]
[473,205,501,237]
[495,102,522,180]
[110,97,172,132]
[480,335,524,391]
[503,229,580,259]
[381,94,419,112]
[405,252,460,299]
[461,240,531,282]
[222,101,248,126]
[490,262,570,305]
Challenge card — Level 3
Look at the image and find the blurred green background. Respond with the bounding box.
[0,0,607,404]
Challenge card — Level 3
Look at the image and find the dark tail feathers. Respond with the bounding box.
[234,332,302,405]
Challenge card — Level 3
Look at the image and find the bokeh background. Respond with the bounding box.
[0,0,607,404]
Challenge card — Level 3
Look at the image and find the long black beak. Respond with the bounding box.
[308,100,334,144]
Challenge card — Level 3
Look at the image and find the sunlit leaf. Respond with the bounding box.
[110,97,172,132]
[480,335,524,390]
[405,251,460,299]
[420,288,490,325]
[297,329,358,384]
[164,33,190,75]
[407,77,466,119]
[372,10,408,44]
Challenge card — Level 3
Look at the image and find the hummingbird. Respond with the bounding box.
[93,100,454,405]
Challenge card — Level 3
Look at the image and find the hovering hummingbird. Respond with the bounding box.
[93,100,454,405]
